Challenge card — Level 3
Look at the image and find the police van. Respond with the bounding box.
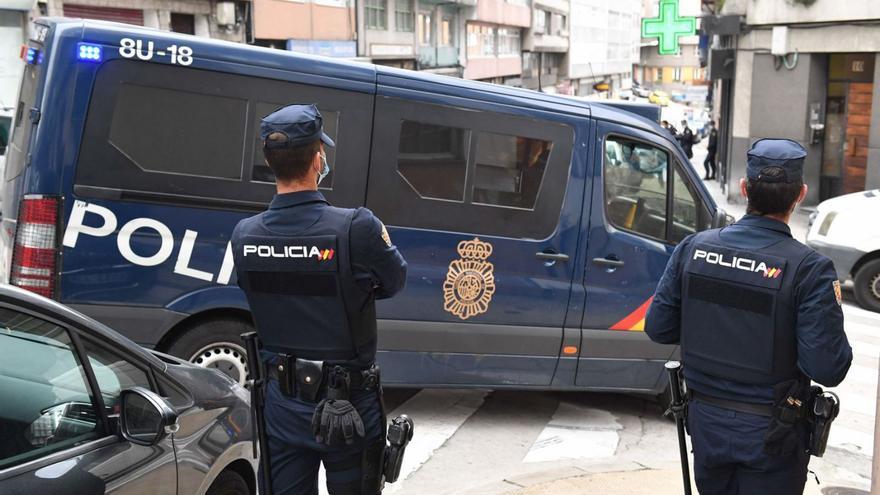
[3,18,731,394]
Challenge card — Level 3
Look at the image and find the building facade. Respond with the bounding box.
[568,0,640,97]
[253,0,355,57]
[521,0,569,92]
[711,0,880,204]
[461,0,530,83]
[35,0,251,42]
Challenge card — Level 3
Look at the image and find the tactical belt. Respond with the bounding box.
[267,362,379,391]
[691,390,774,417]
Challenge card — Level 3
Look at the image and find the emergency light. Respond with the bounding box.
[77,42,102,62]
[21,46,38,65]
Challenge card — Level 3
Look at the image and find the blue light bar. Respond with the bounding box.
[77,43,102,62]
[25,47,37,64]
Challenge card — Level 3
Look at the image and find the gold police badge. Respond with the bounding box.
[443,238,496,320]
[833,280,842,306]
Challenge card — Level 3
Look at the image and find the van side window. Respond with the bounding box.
[671,162,710,243]
[367,98,574,240]
[398,120,470,201]
[109,84,247,180]
[473,132,551,210]
[604,136,668,241]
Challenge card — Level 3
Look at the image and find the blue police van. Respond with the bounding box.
[3,18,731,395]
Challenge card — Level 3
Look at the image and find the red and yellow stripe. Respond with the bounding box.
[610,296,654,332]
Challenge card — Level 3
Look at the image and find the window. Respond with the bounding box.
[497,28,520,56]
[366,98,575,239]
[550,14,566,35]
[473,132,551,209]
[440,18,453,46]
[76,59,373,210]
[418,12,432,44]
[481,25,496,56]
[534,9,546,33]
[0,309,100,469]
[366,0,387,29]
[671,163,710,243]
[81,340,152,414]
[108,83,247,180]
[397,120,469,201]
[673,67,682,82]
[603,136,669,240]
[395,0,413,32]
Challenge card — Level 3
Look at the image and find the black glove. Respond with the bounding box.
[311,399,365,446]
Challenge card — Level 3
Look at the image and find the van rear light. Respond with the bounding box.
[10,195,61,299]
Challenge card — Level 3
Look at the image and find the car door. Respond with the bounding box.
[366,78,587,386]
[578,121,712,391]
[0,303,176,494]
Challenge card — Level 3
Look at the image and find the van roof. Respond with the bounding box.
[42,17,666,135]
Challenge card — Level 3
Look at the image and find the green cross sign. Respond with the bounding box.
[642,0,697,56]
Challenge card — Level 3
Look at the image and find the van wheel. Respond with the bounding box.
[853,259,880,313]
[206,470,249,495]
[166,318,253,386]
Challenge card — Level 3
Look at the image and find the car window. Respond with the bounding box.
[670,163,710,243]
[604,135,669,241]
[473,132,552,210]
[397,120,470,201]
[80,339,152,415]
[0,308,100,469]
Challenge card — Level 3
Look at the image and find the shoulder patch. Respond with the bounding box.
[832,280,842,306]
[380,222,392,247]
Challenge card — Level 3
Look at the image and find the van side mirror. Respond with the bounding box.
[712,208,735,228]
[119,387,179,446]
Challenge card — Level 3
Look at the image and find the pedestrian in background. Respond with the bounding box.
[704,121,718,180]
[662,120,679,138]
[644,139,853,495]
[679,119,694,160]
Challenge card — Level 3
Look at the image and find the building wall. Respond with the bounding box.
[729,0,880,26]
[472,0,529,28]
[253,0,353,41]
[463,54,519,79]
[41,0,248,42]
[868,54,880,190]
[0,10,26,114]
[568,0,640,80]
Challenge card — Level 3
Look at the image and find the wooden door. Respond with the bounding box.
[844,82,873,193]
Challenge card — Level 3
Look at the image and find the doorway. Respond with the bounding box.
[821,54,875,200]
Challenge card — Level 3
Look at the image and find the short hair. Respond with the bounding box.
[745,167,803,216]
[263,133,321,182]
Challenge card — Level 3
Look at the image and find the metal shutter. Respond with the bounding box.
[63,4,144,26]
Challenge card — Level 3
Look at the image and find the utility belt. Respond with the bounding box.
[266,354,380,402]
[688,383,840,458]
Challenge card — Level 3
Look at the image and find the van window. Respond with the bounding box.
[473,132,551,210]
[5,63,41,181]
[604,136,668,241]
[398,120,469,201]
[367,98,574,240]
[76,59,371,209]
[671,162,710,243]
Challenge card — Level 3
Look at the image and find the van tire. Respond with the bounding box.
[206,470,250,495]
[853,259,880,313]
[166,318,253,385]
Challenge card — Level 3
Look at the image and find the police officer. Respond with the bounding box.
[645,139,853,494]
[232,104,407,495]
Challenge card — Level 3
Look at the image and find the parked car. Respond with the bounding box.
[0,284,256,494]
[806,189,880,313]
[649,90,670,106]
[632,82,651,98]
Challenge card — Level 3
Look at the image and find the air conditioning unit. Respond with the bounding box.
[216,2,237,26]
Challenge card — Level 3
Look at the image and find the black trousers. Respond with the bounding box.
[704,150,717,179]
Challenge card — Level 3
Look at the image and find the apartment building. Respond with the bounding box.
[568,0,640,97]
[461,0,530,84]
[521,0,569,92]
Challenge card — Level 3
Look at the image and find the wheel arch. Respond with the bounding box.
[155,307,253,353]
[221,459,258,495]
[851,249,880,278]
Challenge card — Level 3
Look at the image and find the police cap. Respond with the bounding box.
[260,104,335,150]
[746,138,806,183]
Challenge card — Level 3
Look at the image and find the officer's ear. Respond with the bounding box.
[796,184,808,206]
[739,178,749,200]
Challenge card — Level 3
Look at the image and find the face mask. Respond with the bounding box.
[317,152,330,186]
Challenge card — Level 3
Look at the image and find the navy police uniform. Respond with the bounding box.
[232,104,407,495]
[645,139,852,494]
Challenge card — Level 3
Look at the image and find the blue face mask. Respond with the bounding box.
[318,152,330,186]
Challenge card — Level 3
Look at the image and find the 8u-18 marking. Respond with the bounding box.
[118,38,193,66]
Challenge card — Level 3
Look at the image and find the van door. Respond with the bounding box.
[578,120,711,392]
[366,82,586,387]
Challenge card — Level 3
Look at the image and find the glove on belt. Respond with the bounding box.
[312,399,366,446]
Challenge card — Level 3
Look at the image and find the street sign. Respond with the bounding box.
[642,0,697,56]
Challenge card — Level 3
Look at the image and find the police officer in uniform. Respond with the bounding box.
[232,104,407,494]
[645,139,853,494]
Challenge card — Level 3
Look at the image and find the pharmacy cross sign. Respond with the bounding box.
[642,0,697,56]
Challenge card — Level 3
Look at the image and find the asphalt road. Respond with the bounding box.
[315,143,879,494]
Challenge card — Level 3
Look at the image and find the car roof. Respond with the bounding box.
[42,18,666,135]
[0,284,164,369]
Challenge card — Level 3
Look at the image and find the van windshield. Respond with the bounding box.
[5,62,40,181]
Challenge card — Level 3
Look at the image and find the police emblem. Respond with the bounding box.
[833,280,842,306]
[443,238,496,320]
[380,222,392,247]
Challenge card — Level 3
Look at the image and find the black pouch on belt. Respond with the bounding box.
[763,379,808,456]
[295,359,324,402]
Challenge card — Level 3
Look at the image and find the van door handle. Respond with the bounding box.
[535,251,570,262]
[592,257,625,268]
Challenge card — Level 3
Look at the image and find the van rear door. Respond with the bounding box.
[579,119,712,392]
[367,76,587,387]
